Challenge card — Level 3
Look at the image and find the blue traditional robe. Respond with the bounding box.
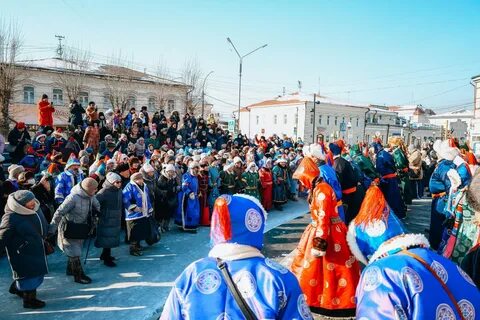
[272,165,288,204]
[356,248,480,319]
[175,172,200,229]
[375,149,406,218]
[54,170,85,204]
[122,182,153,220]
[161,256,312,320]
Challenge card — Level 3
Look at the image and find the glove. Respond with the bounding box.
[311,237,327,257]
[189,192,195,200]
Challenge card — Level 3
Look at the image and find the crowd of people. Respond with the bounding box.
[0,93,479,318]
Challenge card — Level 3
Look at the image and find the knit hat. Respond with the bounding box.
[80,156,90,166]
[65,154,81,169]
[16,122,26,130]
[81,177,98,191]
[106,172,122,184]
[130,172,143,182]
[8,164,25,180]
[13,190,35,206]
[142,163,155,173]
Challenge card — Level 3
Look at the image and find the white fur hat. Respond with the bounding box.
[142,163,155,173]
[164,164,176,172]
[308,143,325,160]
[433,139,442,153]
[234,156,243,164]
[438,140,459,161]
[189,161,200,169]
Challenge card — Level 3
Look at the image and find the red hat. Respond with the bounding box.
[16,122,26,129]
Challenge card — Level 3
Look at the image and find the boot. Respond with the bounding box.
[100,248,115,261]
[163,219,171,232]
[72,257,92,284]
[66,258,74,276]
[22,290,45,309]
[9,281,23,298]
[129,243,143,256]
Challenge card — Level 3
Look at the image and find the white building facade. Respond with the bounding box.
[428,109,473,139]
[9,58,190,125]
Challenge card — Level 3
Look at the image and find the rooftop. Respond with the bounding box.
[428,108,474,119]
[16,57,188,87]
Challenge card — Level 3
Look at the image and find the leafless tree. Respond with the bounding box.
[151,59,171,112]
[181,58,203,117]
[102,54,138,114]
[55,46,92,103]
[0,19,22,134]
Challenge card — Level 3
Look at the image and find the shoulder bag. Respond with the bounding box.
[216,258,258,320]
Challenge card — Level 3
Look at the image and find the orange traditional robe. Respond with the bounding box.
[291,181,360,317]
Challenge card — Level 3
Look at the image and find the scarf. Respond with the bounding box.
[132,181,149,217]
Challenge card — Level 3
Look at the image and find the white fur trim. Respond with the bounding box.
[208,243,264,261]
[453,155,466,167]
[433,139,442,153]
[311,248,326,257]
[309,144,325,160]
[346,221,368,265]
[369,233,430,263]
[439,140,459,161]
[447,169,461,189]
[233,193,268,220]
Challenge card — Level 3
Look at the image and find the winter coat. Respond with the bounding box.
[156,172,179,220]
[122,182,153,221]
[54,170,85,204]
[50,184,100,257]
[95,181,122,249]
[69,102,86,127]
[31,182,56,223]
[0,195,48,279]
[38,100,55,127]
[83,126,100,153]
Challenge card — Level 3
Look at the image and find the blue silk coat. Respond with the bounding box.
[356,248,480,319]
[175,172,200,229]
[161,257,313,320]
[319,164,345,222]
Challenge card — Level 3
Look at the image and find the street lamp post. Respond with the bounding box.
[227,37,268,133]
[201,71,214,118]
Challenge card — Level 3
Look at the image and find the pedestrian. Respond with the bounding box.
[85,101,98,122]
[7,122,31,164]
[241,162,261,200]
[155,164,178,232]
[38,94,55,128]
[198,159,210,226]
[175,161,200,233]
[291,156,360,318]
[122,172,153,256]
[54,154,85,205]
[69,100,85,129]
[389,137,413,205]
[50,177,100,284]
[0,190,49,309]
[408,143,424,199]
[272,158,288,210]
[83,121,100,154]
[258,158,273,211]
[349,184,480,319]
[161,194,312,320]
[207,157,221,212]
[31,172,56,223]
[219,162,236,195]
[95,172,123,267]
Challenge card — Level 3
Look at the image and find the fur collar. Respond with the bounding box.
[369,233,430,263]
[6,195,40,216]
[208,243,264,261]
[346,222,368,265]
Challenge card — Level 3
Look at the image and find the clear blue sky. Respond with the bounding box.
[2,0,480,115]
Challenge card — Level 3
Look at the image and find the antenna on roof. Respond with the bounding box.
[298,80,302,92]
[55,35,65,59]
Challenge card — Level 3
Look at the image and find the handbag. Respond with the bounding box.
[216,258,258,320]
[62,219,91,239]
[145,216,161,246]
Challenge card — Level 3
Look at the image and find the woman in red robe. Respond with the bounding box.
[258,158,273,211]
[291,156,360,318]
[198,160,210,226]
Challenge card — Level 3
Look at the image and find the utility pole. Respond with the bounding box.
[227,37,268,133]
[55,35,65,58]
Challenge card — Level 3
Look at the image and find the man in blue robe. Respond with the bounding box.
[347,185,480,319]
[175,161,200,232]
[372,141,406,218]
[161,194,312,320]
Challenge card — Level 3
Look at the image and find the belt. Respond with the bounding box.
[382,173,397,179]
[342,187,356,195]
[330,217,342,224]
[432,192,446,199]
[245,186,257,190]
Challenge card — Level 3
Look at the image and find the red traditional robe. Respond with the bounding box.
[291,181,360,317]
[258,167,273,211]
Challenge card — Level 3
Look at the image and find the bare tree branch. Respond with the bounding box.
[181,58,203,117]
[55,46,92,103]
[0,19,23,134]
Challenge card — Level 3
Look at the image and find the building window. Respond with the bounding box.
[335,116,338,126]
[319,115,322,124]
[283,114,287,124]
[379,115,382,121]
[310,114,313,124]
[356,117,359,127]
[103,93,112,109]
[295,113,298,125]
[78,92,89,107]
[167,99,175,113]
[256,115,259,125]
[23,86,35,104]
[274,115,278,124]
[148,97,156,110]
[327,116,330,125]
[52,88,63,106]
[127,95,136,108]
